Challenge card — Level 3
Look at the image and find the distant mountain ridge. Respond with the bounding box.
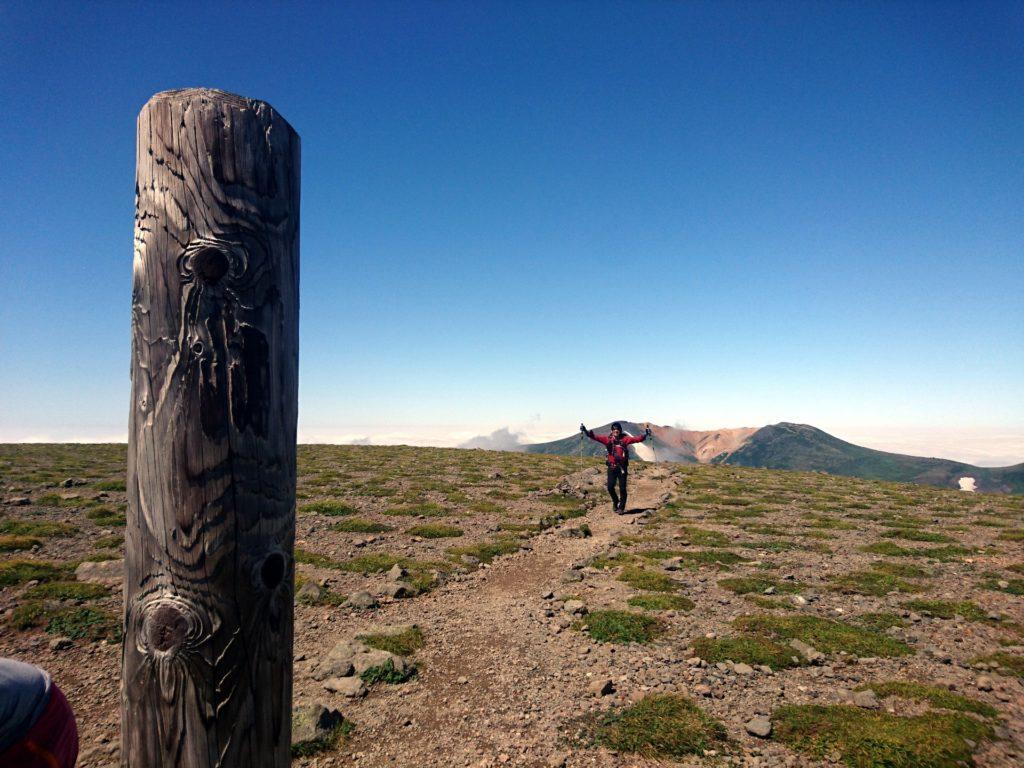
[524,421,1024,494]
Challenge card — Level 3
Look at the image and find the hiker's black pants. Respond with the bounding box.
[607,465,628,509]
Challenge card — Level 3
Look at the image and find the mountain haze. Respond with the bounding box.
[524,421,1023,494]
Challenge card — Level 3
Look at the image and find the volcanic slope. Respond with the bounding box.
[526,421,1024,493]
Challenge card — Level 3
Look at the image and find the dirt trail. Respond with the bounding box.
[304,468,677,768]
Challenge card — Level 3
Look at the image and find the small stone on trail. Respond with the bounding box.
[588,678,615,696]
[49,636,73,651]
[976,676,993,692]
[562,570,583,583]
[733,663,754,675]
[541,590,554,600]
[387,564,407,581]
[4,497,30,506]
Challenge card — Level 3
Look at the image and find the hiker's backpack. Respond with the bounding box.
[606,438,628,467]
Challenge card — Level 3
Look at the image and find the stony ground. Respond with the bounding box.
[1,444,1022,767]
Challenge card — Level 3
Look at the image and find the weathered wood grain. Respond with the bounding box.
[123,88,299,767]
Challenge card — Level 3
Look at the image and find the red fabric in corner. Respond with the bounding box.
[0,684,78,768]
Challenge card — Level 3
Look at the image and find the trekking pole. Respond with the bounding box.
[647,422,658,463]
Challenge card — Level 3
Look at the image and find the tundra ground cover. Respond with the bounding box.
[0,444,1021,767]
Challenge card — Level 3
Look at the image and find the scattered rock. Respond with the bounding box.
[49,636,73,651]
[563,599,587,616]
[297,581,323,602]
[745,716,772,738]
[292,703,344,747]
[75,559,124,588]
[382,582,416,599]
[387,564,407,581]
[851,689,879,709]
[788,638,823,663]
[562,570,583,583]
[733,663,754,675]
[560,526,590,539]
[324,676,367,698]
[588,678,615,696]
[976,676,993,692]
[345,591,377,610]
[4,496,30,506]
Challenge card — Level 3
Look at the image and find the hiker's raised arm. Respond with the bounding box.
[581,424,607,443]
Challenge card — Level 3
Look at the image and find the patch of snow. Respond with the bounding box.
[958,476,976,492]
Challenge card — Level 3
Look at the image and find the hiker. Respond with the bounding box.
[580,422,651,513]
[0,657,79,767]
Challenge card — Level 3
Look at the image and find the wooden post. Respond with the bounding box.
[123,88,300,767]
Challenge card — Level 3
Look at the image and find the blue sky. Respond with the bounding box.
[1,1,1022,464]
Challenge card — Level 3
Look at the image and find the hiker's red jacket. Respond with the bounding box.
[586,431,646,468]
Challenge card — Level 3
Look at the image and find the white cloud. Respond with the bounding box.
[457,427,528,451]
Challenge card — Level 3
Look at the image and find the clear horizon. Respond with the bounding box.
[1,2,1022,465]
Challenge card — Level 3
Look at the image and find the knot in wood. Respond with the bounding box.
[178,237,246,288]
[135,594,206,659]
[147,603,189,652]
